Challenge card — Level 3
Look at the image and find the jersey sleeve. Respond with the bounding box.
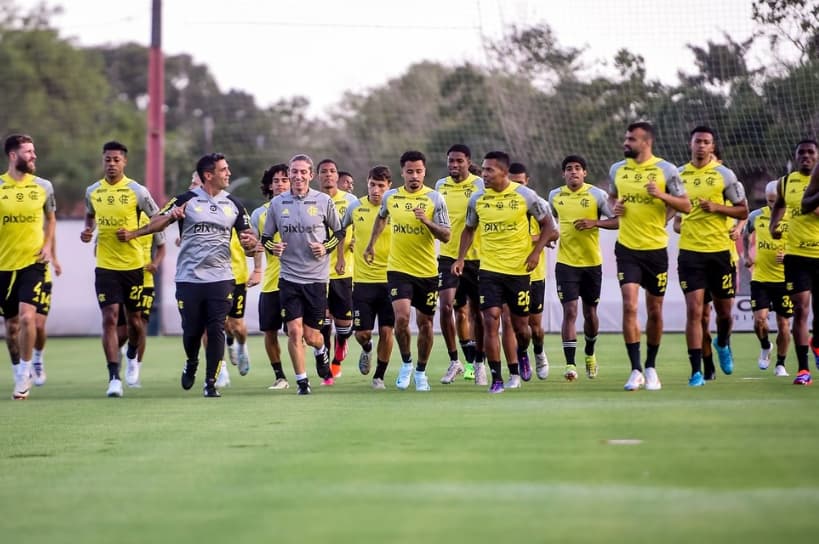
[537,196,556,229]
[84,183,98,216]
[227,194,251,232]
[592,186,614,218]
[152,230,166,247]
[378,190,396,219]
[718,166,747,204]
[133,183,160,217]
[661,162,686,197]
[547,188,560,218]
[430,191,450,228]
[520,186,547,221]
[159,191,195,216]
[744,209,760,235]
[608,162,622,197]
[340,199,360,229]
[36,178,56,214]
[249,205,265,237]
[465,192,480,228]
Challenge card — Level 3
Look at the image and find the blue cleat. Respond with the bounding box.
[713,339,734,375]
[688,371,705,387]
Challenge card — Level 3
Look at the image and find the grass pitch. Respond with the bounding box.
[2,332,818,543]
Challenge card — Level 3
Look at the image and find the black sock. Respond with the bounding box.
[271,361,285,380]
[374,360,389,380]
[226,335,234,346]
[760,337,771,350]
[321,324,332,352]
[563,340,577,365]
[363,341,373,353]
[796,345,809,372]
[645,343,659,368]
[107,361,120,380]
[533,341,544,355]
[489,361,502,382]
[776,354,786,366]
[416,361,427,372]
[626,342,642,371]
[126,343,138,359]
[460,340,476,364]
[688,348,703,375]
[703,354,715,377]
[401,352,412,364]
[448,350,458,362]
[584,335,598,356]
[517,347,527,361]
[508,363,520,375]
[475,351,485,364]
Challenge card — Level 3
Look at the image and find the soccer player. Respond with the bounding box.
[453,151,557,393]
[435,144,485,385]
[250,163,291,390]
[261,154,344,395]
[547,156,617,381]
[743,180,792,377]
[317,158,357,383]
[1,134,56,400]
[677,126,748,386]
[119,153,258,397]
[81,141,159,397]
[134,213,166,383]
[609,121,691,391]
[770,139,819,385]
[364,150,451,392]
[338,171,355,193]
[339,165,395,389]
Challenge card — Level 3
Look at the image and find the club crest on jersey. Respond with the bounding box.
[307,206,318,216]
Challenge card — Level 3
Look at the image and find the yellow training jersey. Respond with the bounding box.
[678,161,746,252]
[435,174,484,260]
[250,202,280,293]
[84,176,159,271]
[745,206,786,283]
[465,181,549,276]
[329,190,357,280]
[548,183,612,267]
[0,173,56,271]
[379,186,450,278]
[230,231,249,285]
[341,197,391,283]
[782,171,819,258]
[609,156,685,251]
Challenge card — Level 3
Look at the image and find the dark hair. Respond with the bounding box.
[368,165,392,182]
[627,121,655,140]
[196,153,226,181]
[561,155,587,171]
[509,162,528,175]
[447,144,471,158]
[317,158,338,171]
[260,163,288,197]
[689,125,716,139]
[795,139,819,153]
[338,170,353,179]
[483,150,510,169]
[103,141,128,155]
[400,150,426,167]
[468,163,482,176]
[4,133,33,155]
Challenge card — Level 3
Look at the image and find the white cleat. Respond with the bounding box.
[371,378,386,390]
[125,357,141,388]
[758,348,771,370]
[237,350,250,376]
[624,369,645,391]
[268,378,290,390]
[505,374,522,389]
[106,378,123,398]
[227,343,239,366]
[440,360,464,384]
[215,362,231,389]
[774,365,789,377]
[396,363,413,390]
[644,367,662,391]
[414,371,431,392]
[474,363,488,386]
[535,353,549,380]
[13,363,32,400]
[31,362,47,387]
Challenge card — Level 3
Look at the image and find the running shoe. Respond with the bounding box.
[535,353,549,380]
[624,369,645,391]
[440,360,464,384]
[688,371,705,387]
[793,369,812,386]
[396,363,413,390]
[564,364,578,382]
[645,367,662,391]
[519,353,532,382]
[713,339,734,375]
[585,354,598,379]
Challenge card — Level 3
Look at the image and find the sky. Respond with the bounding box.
[45,0,761,116]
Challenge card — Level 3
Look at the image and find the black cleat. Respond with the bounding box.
[203,381,221,398]
[181,362,198,390]
[296,378,311,395]
[315,350,331,379]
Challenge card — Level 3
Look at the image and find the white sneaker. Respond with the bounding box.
[237,350,250,376]
[32,361,47,386]
[535,353,549,379]
[414,371,431,391]
[125,357,141,387]
[774,365,789,377]
[106,378,123,397]
[372,378,386,390]
[13,363,32,400]
[268,378,289,390]
[624,369,645,391]
[440,360,464,384]
[758,348,771,370]
[474,362,488,386]
[505,374,522,389]
[227,343,239,366]
[644,367,662,390]
[396,363,413,390]
[215,362,231,389]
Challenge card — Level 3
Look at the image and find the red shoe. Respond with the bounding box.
[331,362,343,379]
[334,337,349,363]
[793,369,813,386]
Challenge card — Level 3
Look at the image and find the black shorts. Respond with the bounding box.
[175,280,233,337]
[678,249,735,299]
[258,290,284,332]
[750,281,794,317]
[279,279,327,329]
[387,271,438,316]
[438,257,480,308]
[784,254,819,294]
[353,282,395,330]
[140,286,156,321]
[228,282,248,319]
[95,267,143,312]
[328,277,353,320]
[614,242,668,297]
[555,263,602,306]
[479,270,530,316]
[529,279,545,315]
[0,263,46,319]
